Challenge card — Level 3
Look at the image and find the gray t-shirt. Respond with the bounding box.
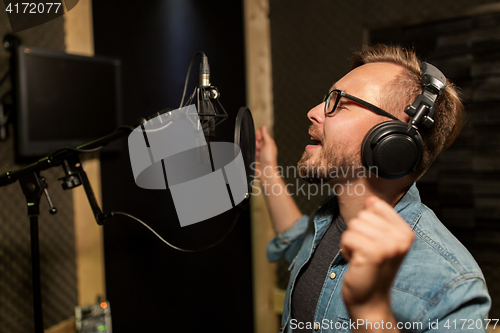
[291,215,346,332]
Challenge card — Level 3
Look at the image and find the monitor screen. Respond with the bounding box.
[15,46,121,158]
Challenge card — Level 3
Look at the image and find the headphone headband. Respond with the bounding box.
[404,62,447,129]
[421,62,446,96]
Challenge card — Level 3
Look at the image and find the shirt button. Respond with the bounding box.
[314,322,320,330]
[330,272,336,279]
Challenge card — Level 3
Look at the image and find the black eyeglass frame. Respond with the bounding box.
[324,89,399,121]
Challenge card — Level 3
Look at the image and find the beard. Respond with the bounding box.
[297,128,363,184]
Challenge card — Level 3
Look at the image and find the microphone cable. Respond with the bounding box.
[49,146,104,156]
[107,210,241,253]
[179,51,207,108]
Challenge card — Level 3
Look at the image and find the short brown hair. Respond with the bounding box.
[351,44,464,180]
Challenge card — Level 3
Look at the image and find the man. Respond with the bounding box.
[255,45,491,332]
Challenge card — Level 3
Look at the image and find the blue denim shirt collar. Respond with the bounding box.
[393,183,422,230]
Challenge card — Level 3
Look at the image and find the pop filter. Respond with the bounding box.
[234,107,255,201]
[120,105,255,252]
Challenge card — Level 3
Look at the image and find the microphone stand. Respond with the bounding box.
[0,126,132,333]
[2,50,236,332]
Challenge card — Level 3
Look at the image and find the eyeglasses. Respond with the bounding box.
[324,89,399,121]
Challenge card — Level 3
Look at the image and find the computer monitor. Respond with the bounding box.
[15,45,121,159]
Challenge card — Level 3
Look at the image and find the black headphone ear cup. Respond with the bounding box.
[362,121,423,180]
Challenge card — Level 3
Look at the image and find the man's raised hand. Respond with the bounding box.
[255,125,278,173]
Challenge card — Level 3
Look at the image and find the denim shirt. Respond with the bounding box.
[267,184,491,333]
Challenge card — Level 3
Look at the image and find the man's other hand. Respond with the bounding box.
[255,125,278,175]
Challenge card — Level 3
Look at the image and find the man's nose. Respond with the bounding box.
[307,103,325,125]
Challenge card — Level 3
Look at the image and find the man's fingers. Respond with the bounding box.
[349,212,391,239]
[346,197,415,264]
[365,196,405,225]
[341,229,375,264]
[255,128,262,141]
[364,196,378,208]
[256,126,273,146]
[261,125,273,142]
[255,127,264,153]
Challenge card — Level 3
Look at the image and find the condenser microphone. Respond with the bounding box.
[179,52,228,139]
[197,54,217,139]
[192,54,214,167]
[199,54,210,87]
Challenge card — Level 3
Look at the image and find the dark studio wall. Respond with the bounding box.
[92,1,253,332]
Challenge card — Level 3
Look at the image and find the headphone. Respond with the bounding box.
[361,62,447,180]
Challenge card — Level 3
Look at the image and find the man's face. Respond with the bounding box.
[298,62,403,184]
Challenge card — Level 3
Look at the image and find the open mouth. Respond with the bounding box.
[306,131,322,151]
[310,138,322,146]
[309,131,322,146]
